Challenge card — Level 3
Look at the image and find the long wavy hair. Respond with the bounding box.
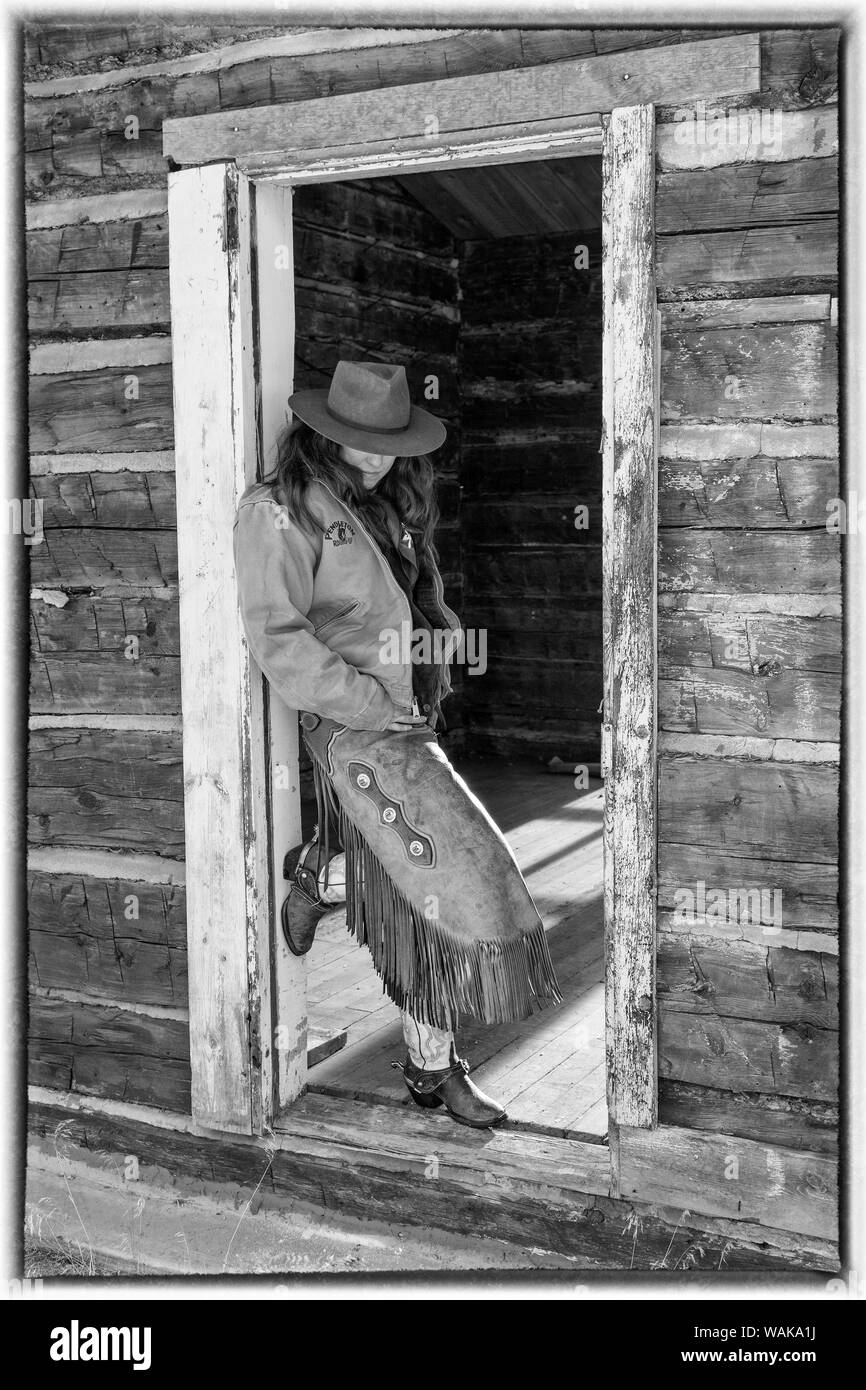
[263,418,440,560]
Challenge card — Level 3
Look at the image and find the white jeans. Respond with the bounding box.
[401,1012,455,1070]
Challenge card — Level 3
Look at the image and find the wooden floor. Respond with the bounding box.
[305,758,607,1141]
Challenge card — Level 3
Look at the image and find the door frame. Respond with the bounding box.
[166,93,660,1137]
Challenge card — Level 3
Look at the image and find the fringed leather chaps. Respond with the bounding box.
[302,715,563,1031]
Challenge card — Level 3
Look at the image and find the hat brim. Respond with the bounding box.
[287,388,446,457]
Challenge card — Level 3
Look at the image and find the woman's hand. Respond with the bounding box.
[385,712,429,732]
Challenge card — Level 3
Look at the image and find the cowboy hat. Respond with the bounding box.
[288,360,447,457]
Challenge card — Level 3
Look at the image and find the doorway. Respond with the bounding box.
[166,102,658,1141]
[276,159,606,1138]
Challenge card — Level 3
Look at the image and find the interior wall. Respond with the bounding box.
[456,229,603,764]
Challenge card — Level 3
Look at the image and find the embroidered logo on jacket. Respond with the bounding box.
[324,520,356,547]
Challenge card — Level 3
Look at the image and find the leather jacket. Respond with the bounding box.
[233,477,461,731]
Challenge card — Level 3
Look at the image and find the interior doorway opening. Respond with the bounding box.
[270,156,606,1140]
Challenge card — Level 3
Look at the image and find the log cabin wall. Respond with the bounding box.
[24,20,841,1160]
[653,32,840,1153]
[458,230,603,763]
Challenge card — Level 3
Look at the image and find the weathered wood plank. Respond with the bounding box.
[659,530,840,595]
[658,668,839,741]
[162,35,760,166]
[28,995,190,1110]
[29,362,175,452]
[294,224,458,308]
[656,157,838,234]
[26,214,168,275]
[30,470,176,527]
[28,870,187,1005]
[28,726,184,855]
[657,937,837,1028]
[26,190,168,230]
[167,161,271,1134]
[657,220,837,293]
[658,1080,838,1155]
[658,756,838,862]
[29,269,170,334]
[661,321,837,421]
[661,294,832,330]
[656,105,837,171]
[658,1008,838,1103]
[657,844,838,935]
[27,1094,839,1270]
[602,104,657,1130]
[659,456,837,527]
[30,528,178,590]
[618,1122,837,1239]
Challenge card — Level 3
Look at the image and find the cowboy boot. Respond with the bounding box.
[281,834,344,957]
[392,1053,507,1129]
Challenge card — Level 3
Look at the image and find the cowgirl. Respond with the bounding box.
[233,360,561,1129]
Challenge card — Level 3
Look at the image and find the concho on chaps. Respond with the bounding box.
[301,713,562,1031]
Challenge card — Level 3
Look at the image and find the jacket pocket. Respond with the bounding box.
[312,599,361,636]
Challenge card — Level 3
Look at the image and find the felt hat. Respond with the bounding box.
[288,360,446,457]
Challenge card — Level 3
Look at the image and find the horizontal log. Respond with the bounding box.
[162,35,760,165]
[657,936,837,1028]
[26,189,168,230]
[463,390,601,434]
[658,839,839,933]
[464,545,602,598]
[659,669,839,741]
[295,283,458,356]
[460,232,602,326]
[659,529,840,595]
[31,469,176,527]
[661,321,838,422]
[454,714,600,765]
[28,994,190,1110]
[28,726,184,856]
[27,1088,835,1271]
[26,213,168,275]
[661,294,832,330]
[28,869,187,1006]
[656,105,837,171]
[658,1080,837,1155]
[31,594,180,663]
[461,432,603,491]
[656,157,838,234]
[29,362,175,452]
[460,324,601,384]
[459,658,602,716]
[658,755,838,862]
[658,1008,838,1103]
[659,456,837,527]
[30,528,178,590]
[29,268,170,334]
[618,1121,837,1240]
[294,224,458,308]
[657,220,837,294]
[461,498,602,547]
[659,610,841,675]
[293,177,455,254]
[31,652,181,716]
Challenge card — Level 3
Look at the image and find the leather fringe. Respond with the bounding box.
[308,745,563,1031]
